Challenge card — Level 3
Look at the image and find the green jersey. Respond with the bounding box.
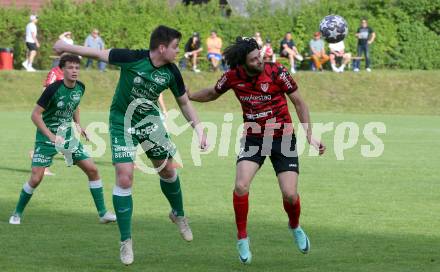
[108,49,186,124]
[36,80,85,142]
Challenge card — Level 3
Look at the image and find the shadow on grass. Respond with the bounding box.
[0,198,438,272]
[0,166,30,174]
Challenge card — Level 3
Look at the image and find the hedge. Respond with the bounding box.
[0,0,439,70]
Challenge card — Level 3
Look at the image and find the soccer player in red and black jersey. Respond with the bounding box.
[188,37,325,264]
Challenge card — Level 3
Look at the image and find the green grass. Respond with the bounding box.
[0,70,439,271]
[0,69,440,114]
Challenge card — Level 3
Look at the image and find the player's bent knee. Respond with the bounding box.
[234,182,250,195]
[158,168,176,180]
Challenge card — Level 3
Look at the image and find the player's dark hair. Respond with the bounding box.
[58,54,81,68]
[223,37,261,69]
[150,25,182,50]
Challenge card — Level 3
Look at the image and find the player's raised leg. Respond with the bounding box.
[9,167,45,224]
[76,158,116,223]
[152,158,193,242]
[113,162,134,265]
[234,160,259,264]
[277,171,310,254]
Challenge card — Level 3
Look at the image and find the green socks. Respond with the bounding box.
[89,180,107,217]
[13,182,35,216]
[113,186,133,241]
[160,174,184,216]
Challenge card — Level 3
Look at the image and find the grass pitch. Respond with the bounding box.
[0,70,439,271]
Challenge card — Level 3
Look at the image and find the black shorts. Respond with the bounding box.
[237,135,299,175]
[26,42,37,51]
[280,49,289,58]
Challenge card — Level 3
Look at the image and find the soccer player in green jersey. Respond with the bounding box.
[9,54,116,225]
[54,25,208,265]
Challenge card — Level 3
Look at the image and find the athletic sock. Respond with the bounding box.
[283,194,301,229]
[233,191,249,239]
[89,179,107,217]
[13,182,35,216]
[160,173,184,216]
[113,185,133,241]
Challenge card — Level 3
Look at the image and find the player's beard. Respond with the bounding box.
[245,63,263,75]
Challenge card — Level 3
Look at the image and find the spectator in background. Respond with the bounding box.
[184,32,203,73]
[44,60,64,87]
[253,32,264,48]
[261,38,276,63]
[206,30,223,71]
[51,32,75,67]
[354,19,376,72]
[59,32,74,45]
[309,32,329,71]
[279,32,303,74]
[84,29,106,71]
[22,15,40,72]
[329,40,351,73]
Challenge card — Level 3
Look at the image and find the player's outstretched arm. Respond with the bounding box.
[287,91,326,155]
[53,40,110,63]
[175,93,208,150]
[31,105,64,144]
[187,87,222,102]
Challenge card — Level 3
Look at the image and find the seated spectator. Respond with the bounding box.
[309,32,329,71]
[84,28,106,71]
[261,38,276,63]
[52,32,76,68]
[279,32,303,74]
[329,40,351,73]
[253,32,264,48]
[206,30,223,71]
[59,31,74,45]
[184,32,203,73]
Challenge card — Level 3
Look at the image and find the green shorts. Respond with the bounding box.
[109,120,176,164]
[32,140,89,167]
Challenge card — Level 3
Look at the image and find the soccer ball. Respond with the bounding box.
[319,15,348,43]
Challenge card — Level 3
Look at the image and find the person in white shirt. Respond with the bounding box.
[59,32,74,45]
[50,32,76,68]
[22,15,40,72]
[328,41,351,73]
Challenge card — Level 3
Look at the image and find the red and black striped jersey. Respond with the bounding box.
[215,62,298,138]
